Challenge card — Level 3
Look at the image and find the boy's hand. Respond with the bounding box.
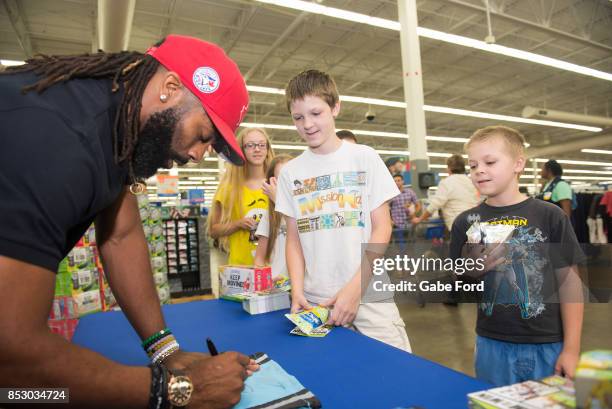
[321,280,360,326]
[555,349,579,379]
[462,242,506,278]
[290,292,312,313]
[262,177,278,203]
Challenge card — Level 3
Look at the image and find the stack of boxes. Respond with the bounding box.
[48,198,172,340]
[138,196,170,304]
[50,225,103,340]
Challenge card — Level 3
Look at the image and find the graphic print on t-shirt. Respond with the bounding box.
[465,213,549,320]
[292,171,366,233]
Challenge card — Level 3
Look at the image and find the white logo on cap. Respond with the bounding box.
[193,67,220,94]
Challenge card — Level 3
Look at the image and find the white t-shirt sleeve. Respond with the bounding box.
[255,211,270,238]
[367,149,400,211]
[274,166,296,218]
[426,177,450,214]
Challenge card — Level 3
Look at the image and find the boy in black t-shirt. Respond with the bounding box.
[450,125,584,386]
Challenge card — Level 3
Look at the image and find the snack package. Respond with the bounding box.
[242,292,290,315]
[272,275,291,292]
[285,306,329,335]
[289,325,332,338]
[575,350,612,409]
[219,265,272,296]
[466,222,515,244]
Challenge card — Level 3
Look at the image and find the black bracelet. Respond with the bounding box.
[148,364,169,409]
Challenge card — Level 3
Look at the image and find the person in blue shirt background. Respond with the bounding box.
[538,159,574,218]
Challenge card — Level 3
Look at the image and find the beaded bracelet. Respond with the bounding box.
[143,329,180,364]
[152,341,180,365]
[142,328,172,350]
[148,364,169,409]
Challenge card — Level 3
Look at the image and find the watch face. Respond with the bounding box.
[168,375,194,407]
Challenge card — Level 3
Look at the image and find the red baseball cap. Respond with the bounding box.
[146,35,248,165]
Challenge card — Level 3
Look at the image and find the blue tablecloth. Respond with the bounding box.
[72,300,488,408]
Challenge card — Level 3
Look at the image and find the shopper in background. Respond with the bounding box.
[390,173,418,254]
[254,154,294,276]
[336,129,357,143]
[386,157,405,175]
[0,35,256,408]
[450,125,583,386]
[412,154,480,232]
[208,128,275,265]
[276,69,411,352]
[538,159,574,218]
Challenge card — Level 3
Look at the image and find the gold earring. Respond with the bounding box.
[160,94,168,102]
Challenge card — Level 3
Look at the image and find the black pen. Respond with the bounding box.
[206,337,219,356]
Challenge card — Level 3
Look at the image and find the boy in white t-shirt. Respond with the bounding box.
[275,70,411,351]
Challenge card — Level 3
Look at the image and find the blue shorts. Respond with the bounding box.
[474,335,563,386]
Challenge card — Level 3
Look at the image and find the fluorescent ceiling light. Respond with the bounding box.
[242,122,295,130]
[254,0,612,82]
[535,158,612,167]
[522,167,612,175]
[340,95,405,108]
[271,144,307,151]
[423,105,601,132]
[245,85,285,95]
[246,87,602,132]
[519,175,612,181]
[158,168,219,173]
[188,176,217,181]
[582,149,612,155]
[427,135,469,143]
[562,175,612,181]
[0,59,25,66]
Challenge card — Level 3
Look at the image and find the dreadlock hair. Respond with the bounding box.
[3,40,166,182]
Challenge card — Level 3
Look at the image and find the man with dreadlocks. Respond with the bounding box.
[0,35,257,408]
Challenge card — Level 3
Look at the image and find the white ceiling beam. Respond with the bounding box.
[244,11,308,81]
[160,0,182,39]
[526,129,612,159]
[224,4,259,54]
[97,0,135,52]
[423,26,524,100]
[444,0,612,53]
[2,0,33,58]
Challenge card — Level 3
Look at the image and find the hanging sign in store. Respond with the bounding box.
[188,189,205,204]
[157,175,179,196]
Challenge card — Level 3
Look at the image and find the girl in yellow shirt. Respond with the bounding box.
[208,128,275,265]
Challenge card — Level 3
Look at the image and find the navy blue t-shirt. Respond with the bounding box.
[0,72,128,271]
[450,198,584,343]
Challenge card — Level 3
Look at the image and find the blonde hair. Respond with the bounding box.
[285,69,339,112]
[207,128,275,251]
[465,125,526,158]
[264,154,293,263]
